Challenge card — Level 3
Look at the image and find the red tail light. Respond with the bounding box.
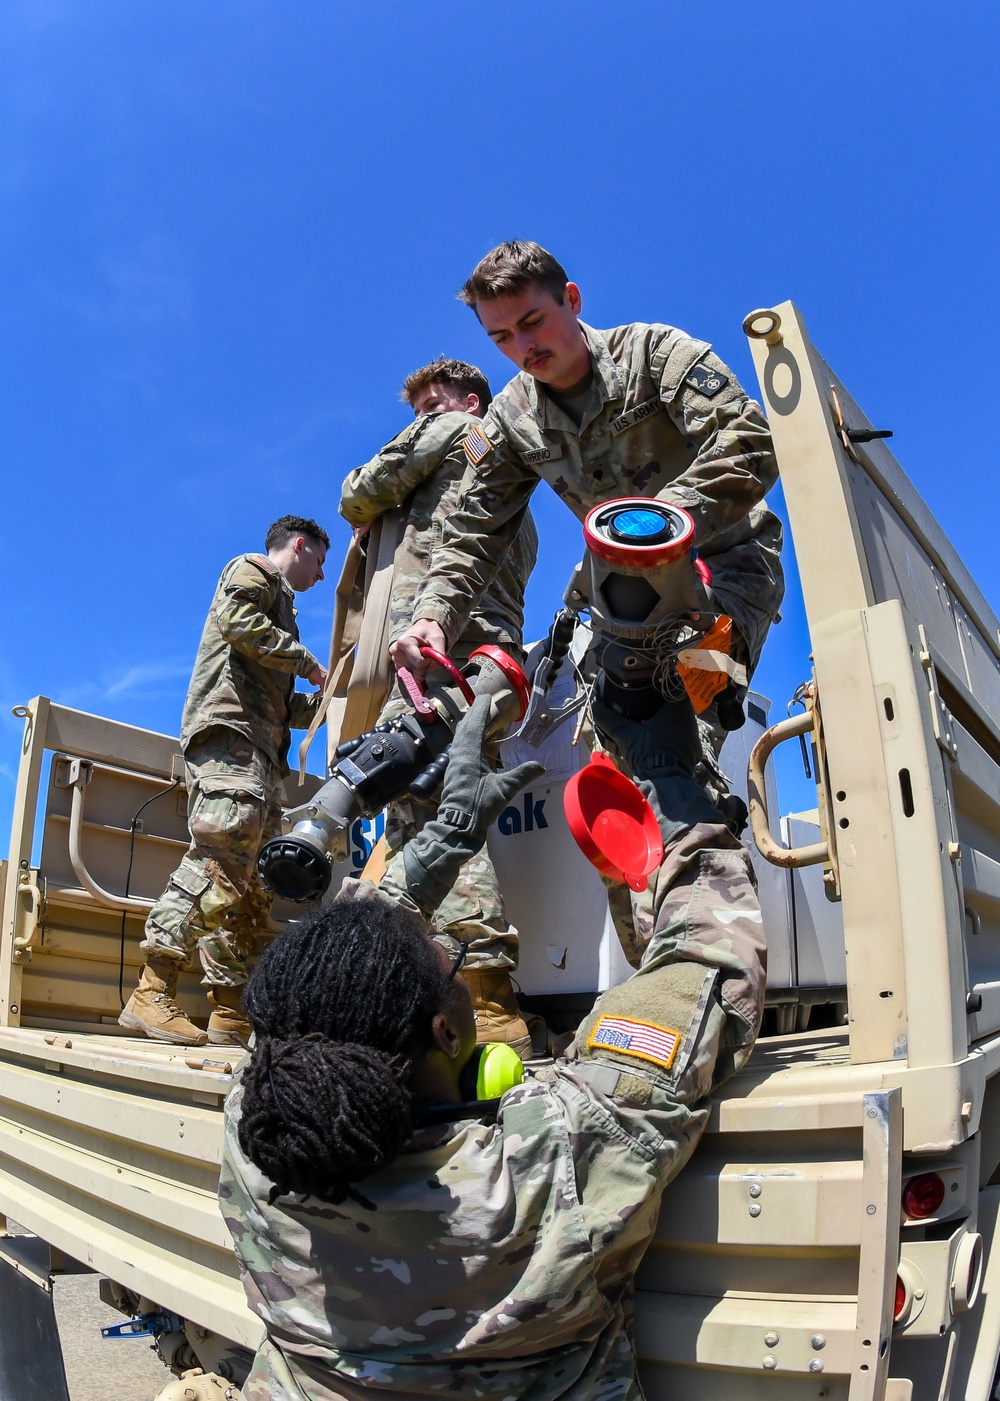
[902,1172,946,1220]
[894,1275,907,1320]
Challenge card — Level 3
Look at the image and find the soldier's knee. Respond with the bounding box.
[189,788,266,860]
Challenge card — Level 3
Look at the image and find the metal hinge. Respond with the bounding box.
[917,626,958,760]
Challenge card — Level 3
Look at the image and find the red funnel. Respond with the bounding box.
[564,753,664,892]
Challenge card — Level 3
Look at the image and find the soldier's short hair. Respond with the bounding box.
[265,515,330,552]
[401,357,492,412]
[459,241,570,308]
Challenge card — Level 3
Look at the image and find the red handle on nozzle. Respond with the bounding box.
[396,646,477,721]
[418,646,477,706]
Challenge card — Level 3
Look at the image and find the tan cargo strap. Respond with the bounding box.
[297,509,405,782]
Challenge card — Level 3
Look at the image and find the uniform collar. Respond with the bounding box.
[522,321,623,433]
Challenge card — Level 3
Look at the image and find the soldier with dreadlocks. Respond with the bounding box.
[220,693,766,1401]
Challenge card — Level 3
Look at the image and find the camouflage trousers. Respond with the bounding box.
[375,693,518,971]
[142,727,284,987]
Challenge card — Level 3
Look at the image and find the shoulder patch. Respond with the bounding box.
[609,396,663,436]
[684,363,729,399]
[587,1015,680,1072]
[462,425,494,466]
[519,443,564,467]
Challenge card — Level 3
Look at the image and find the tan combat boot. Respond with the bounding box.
[462,968,532,1060]
[119,958,207,1045]
[206,984,252,1046]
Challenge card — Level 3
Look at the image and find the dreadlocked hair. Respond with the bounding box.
[237,899,453,1206]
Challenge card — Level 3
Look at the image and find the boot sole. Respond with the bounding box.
[206,1029,249,1046]
[118,1010,208,1046]
[478,1033,533,1061]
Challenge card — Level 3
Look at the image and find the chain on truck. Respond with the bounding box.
[2,302,1000,1401]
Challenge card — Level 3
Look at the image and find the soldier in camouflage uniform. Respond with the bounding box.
[340,358,538,1056]
[392,241,783,726]
[390,243,782,956]
[119,516,328,1048]
[218,689,766,1401]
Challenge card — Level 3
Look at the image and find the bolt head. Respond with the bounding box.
[811,1335,826,1350]
[764,1332,779,1347]
[749,1204,761,1217]
[762,1356,777,1370]
[809,1359,825,1374]
[749,1183,762,1198]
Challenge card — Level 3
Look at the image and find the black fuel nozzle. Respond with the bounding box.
[258,712,453,902]
[408,743,453,801]
[259,645,531,904]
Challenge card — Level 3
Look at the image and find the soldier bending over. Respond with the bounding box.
[120,516,328,1047]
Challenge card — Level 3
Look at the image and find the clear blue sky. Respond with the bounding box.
[1,1,997,846]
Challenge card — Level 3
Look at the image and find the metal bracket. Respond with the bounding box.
[52,756,92,790]
[917,626,958,761]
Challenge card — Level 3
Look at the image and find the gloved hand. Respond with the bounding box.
[403,695,545,912]
[591,694,721,845]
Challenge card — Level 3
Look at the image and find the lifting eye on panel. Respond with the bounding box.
[743,308,783,346]
[739,308,778,346]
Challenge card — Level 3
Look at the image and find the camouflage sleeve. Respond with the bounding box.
[339,413,469,527]
[287,689,322,730]
[649,330,777,547]
[411,419,537,648]
[556,821,766,1173]
[216,560,318,678]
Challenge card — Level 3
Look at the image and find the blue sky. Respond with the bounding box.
[1,1,997,846]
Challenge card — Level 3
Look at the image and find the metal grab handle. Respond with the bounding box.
[12,880,44,951]
[748,711,829,868]
[67,765,155,913]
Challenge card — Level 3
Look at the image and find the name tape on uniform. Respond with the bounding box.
[685,363,729,399]
[519,444,564,466]
[463,426,494,466]
[609,397,662,437]
[588,1015,681,1072]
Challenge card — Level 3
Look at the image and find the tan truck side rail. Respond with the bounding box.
[747,304,1000,1075]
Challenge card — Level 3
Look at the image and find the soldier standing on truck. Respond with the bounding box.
[392,242,783,752]
[219,690,767,1401]
[119,515,329,1047]
[339,357,538,1056]
[391,241,783,943]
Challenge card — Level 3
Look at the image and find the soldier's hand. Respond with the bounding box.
[353,524,371,541]
[307,662,328,690]
[390,620,448,681]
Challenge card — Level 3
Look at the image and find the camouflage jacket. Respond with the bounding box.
[340,411,538,659]
[181,553,321,772]
[412,323,783,670]
[219,824,766,1401]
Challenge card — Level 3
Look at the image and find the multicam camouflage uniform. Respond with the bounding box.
[410,325,782,956]
[340,412,538,969]
[143,554,321,986]
[219,820,766,1400]
[413,321,783,682]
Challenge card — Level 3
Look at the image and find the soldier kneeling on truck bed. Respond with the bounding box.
[120,515,329,1047]
[219,690,766,1401]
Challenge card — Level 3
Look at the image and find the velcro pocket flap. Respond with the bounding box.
[580,962,717,1085]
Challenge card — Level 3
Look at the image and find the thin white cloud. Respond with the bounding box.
[103,660,190,699]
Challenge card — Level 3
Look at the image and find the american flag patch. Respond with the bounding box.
[588,1016,681,1072]
[462,425,493,466]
